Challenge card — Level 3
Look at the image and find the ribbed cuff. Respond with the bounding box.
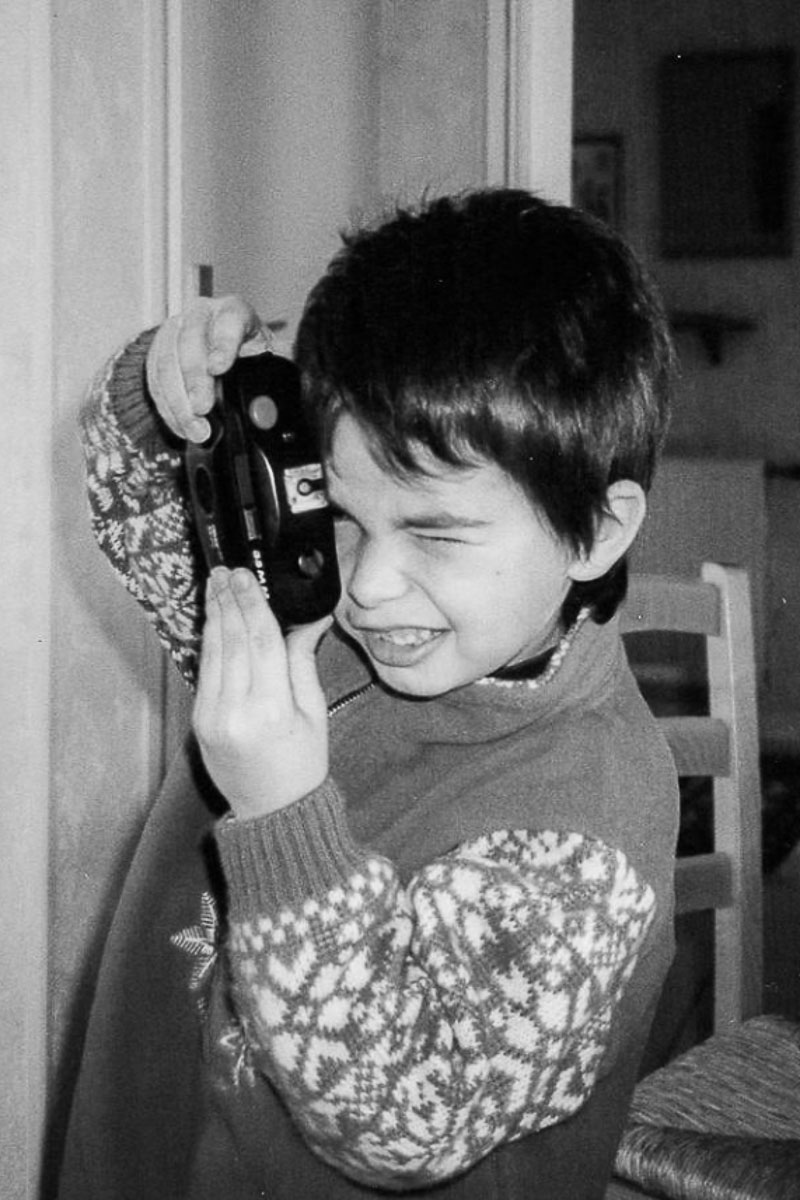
[215,780,372,918]
[108,328,163,444]
[110,328,185,466]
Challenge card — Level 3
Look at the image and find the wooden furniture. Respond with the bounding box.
[629,460,767,688]
[621,561,763,1030]
[606,564,800,1198]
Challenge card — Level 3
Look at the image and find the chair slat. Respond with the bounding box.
[622,577,721,636]
[675,853,733,915]
[660,717,731,777]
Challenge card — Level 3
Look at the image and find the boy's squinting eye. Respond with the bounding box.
[411,529,469,546]
[327,491,487,548]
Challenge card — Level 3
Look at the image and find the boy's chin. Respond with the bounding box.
[367,652,477,699]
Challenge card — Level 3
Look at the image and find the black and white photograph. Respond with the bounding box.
[4,3,800,1199]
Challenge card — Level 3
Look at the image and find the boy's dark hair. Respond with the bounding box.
[295,188,674,624]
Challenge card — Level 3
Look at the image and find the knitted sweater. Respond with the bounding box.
[59,333,679,1200]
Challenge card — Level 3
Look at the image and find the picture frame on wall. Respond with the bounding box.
[572,134,623,230]
[659,48,794,258]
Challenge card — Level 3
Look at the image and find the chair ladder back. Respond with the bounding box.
[702,562,762,1030]
[623,563,763,1033]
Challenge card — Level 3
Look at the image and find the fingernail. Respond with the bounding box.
[188,418,210,443]
[208,567,228,595]
[231,569,253,593]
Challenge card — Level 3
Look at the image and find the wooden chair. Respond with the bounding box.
[623,561,763,1030]
[605,563,800,1199]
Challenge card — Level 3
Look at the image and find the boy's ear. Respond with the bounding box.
[567,481,647,582]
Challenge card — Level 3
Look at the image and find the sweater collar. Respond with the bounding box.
[323,611,625,745]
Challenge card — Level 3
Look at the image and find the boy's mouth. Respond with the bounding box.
[373,627,441,647]
[353,624,446,666]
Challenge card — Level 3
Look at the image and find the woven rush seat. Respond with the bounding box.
[612,1015,800,1199]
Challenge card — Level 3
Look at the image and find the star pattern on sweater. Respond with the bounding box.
[171,890,220,1008]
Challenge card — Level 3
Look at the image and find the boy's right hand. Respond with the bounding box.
[146,295,271,443]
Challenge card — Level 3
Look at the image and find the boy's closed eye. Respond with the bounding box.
[329,502,486,547]
[405,524,475,546]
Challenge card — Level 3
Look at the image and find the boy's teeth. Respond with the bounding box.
[377,628,438,647]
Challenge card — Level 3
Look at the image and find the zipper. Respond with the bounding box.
[327,681,375,719]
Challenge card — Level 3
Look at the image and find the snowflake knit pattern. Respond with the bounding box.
[226,827,655,1189]
[80,339,202,687]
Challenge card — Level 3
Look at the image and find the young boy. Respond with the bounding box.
[60,189,678,1199]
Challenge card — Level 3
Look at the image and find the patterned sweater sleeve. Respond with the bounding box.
[215,780,657,1191]
[80,330,203,687]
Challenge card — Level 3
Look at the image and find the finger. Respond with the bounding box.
[181,298,265,442]
[194,569,227,712]
[146,301,219,442]
[229,569,289,701]
[285,616,332,719]
[206,296,267,372]
[146,314,200,440]
[146,297,268,444]
[179,301,223,429]
[214,569,258,702]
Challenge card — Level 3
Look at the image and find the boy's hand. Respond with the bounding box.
[146,295,270,443]
[193,567,332,820]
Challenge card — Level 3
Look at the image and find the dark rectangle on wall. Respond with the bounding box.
[660,48,794,258]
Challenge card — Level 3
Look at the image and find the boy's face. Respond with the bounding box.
[325,414,582,697]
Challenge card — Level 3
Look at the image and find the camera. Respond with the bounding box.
[185,351,341,627]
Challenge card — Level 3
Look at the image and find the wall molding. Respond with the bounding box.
[486,0,574,201]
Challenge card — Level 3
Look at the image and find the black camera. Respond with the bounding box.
[185,352,340,627]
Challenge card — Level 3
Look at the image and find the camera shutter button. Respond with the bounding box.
[248,394,279,430]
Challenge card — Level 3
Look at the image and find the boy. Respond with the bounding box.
[60,189,678,1199]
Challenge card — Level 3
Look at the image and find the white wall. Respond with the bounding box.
[5,5,172,1196]
[1,6,52,1195]
[376,0,574,209]
[194,0,574,339]
[48,1,170,1054]
[378,0,489,202]
[219,0,381,340]
[1,1,170,1195]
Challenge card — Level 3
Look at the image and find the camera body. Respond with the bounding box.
[185,352,340,627]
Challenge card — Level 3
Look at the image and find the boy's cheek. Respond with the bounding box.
[333,527,357,575]
[332,549,354,603]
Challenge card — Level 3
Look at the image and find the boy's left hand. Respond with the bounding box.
[193,567,332,820]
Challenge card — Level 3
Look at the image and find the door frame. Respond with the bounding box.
[486,0,574,201]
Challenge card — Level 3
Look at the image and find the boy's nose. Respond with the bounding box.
[343,537,409,609]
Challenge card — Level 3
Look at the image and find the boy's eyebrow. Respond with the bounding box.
[328,492,490,531]
[396,511,491,530]
[325,476,492,530]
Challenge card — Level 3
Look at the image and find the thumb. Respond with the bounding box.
[207,295,269,372]
[285,616,333,716]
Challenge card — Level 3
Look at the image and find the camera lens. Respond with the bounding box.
[297,548,325,580]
